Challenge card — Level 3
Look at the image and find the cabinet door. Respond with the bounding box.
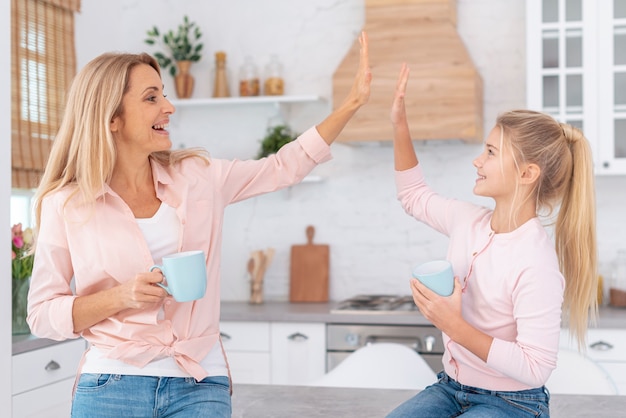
[560,328,626,394]
[12,377,75,418]
[220,321,271,384]
[270,322,326,385]
[526,0,626,174]
[12,339,85,395]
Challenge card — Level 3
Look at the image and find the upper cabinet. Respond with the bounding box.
[526,0,626,175]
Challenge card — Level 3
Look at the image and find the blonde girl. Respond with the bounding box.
[386,63,596,418]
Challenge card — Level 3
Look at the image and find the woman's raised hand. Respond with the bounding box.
[347,31,372,108]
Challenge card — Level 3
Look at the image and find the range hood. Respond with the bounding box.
[333,0,483,142]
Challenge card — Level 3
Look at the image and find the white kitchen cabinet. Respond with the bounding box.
[270,322,326,386]
[560,328,626,395]
[220,321,326,386]
[220,321,271,384]
[526,0,626,174]
[12,338,86,417]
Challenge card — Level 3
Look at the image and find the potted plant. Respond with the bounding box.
[145,15,203,98]
[256,125,298,159]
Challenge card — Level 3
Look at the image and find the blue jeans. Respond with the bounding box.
[386,372,550,418]
[71,374,231,418]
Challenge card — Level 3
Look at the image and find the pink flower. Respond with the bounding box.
[11,251,16,260]
[12,223,23,237]
[13,236,24,249]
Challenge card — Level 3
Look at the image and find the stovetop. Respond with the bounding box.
[330,294,418,314]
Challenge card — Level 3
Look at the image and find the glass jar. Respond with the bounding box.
[239,56,260,97]
[609,249,626,307]
[263,55,284,96]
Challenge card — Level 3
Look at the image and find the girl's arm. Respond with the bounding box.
[391,63,418,171]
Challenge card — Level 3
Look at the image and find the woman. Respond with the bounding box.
[386,63,597,417]
[27,33,371,417]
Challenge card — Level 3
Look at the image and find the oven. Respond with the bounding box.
[327,295,445,373]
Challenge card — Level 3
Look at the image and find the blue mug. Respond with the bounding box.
[150,250,207,302]
[412,260,454,296]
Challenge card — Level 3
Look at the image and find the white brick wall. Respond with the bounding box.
[75,0,626,301]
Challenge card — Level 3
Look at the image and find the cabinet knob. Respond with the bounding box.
[45,360,61,371]
[590,340,613,351]
[424,335,436,352]
[287,332,308,342]
[220,332,232,341]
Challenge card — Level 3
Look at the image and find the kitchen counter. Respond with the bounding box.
[231,384,626,417]
[221,301,626,328]
[14,302,626,354]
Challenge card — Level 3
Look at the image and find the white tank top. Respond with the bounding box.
[82,202,228,377]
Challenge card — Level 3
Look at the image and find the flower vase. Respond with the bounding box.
[12,277,30,335]
[175,60,194,99]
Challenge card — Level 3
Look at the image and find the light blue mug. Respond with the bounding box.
[150,250,207,302]
[412,260,454,296]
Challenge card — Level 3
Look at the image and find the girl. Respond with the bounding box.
[386,63,597,417]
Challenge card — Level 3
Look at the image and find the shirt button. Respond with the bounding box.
[472,252,477,257]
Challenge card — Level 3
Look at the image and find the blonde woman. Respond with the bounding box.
[386,64,597,418]
[27,33,371,417]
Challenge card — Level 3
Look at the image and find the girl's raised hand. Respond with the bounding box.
[391,63,410,126]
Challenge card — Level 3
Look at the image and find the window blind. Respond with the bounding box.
[11,0,80,189]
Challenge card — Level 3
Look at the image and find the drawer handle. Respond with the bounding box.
[287,332,308,342]
[45,360,61,371]
[220,332,231,341]
[590,340,613,351]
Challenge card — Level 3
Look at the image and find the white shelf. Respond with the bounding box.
[169,95,323,108]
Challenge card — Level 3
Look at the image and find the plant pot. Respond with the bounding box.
[12,277,30,335]
[175,60,194,99]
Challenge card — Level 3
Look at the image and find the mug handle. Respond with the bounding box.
[150,265,171,294]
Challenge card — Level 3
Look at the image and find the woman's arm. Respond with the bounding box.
[391,63,418,171]
[316,31,372,144]
[71,271,166,333]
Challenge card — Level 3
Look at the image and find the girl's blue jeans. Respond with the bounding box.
[71,374,231,418]
[386,371,550,417]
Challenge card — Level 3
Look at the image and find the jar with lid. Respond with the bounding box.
[212,51,231,98]
[239,56,260,97]
[609,249,626,307]
[263,55,284,96]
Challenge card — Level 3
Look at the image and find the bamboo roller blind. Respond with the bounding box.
[11,0,80,189]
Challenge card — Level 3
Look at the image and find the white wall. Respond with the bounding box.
[73,0,626,302]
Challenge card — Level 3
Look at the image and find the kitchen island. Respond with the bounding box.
[231,384,626,417]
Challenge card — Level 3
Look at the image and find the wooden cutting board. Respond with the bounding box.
[290,225,329,302]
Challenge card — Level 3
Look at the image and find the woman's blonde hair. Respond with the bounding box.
[497,110,597,347]
[33,52,208,235]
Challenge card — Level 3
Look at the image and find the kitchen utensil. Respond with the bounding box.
[290,225,329,302]
[249,248,275,304]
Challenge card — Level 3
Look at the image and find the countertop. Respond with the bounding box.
[14,302,626,354]
[230,384,626,418]
[220,301,626,328]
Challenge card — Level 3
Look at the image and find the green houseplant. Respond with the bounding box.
[144,15,203,78]
[256,125,299,159]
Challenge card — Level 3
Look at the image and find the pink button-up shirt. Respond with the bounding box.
[27,127,331,381]
[396,164,564,391]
